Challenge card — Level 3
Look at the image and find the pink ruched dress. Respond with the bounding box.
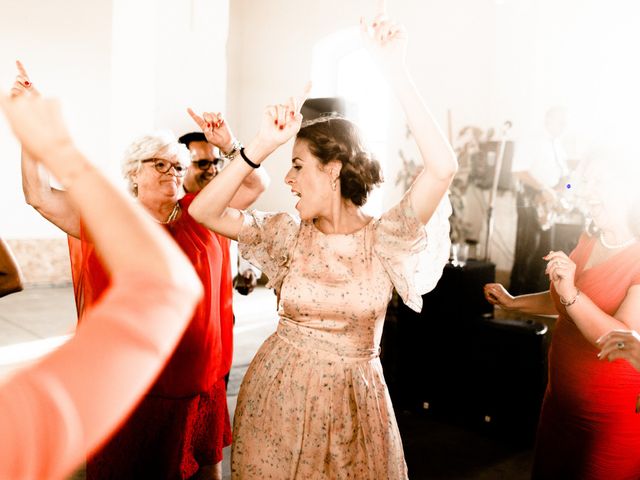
[232,195,451,480]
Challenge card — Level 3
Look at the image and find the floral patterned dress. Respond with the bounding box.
[232,195,451,479]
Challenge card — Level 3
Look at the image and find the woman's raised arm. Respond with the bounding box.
[361,6,458,224]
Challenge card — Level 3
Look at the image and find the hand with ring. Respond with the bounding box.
[596,329,640,372]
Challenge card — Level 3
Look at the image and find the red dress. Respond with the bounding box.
[532,234,640,479]
[68,194,233,479]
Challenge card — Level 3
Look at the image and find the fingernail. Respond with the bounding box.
[279,125,284,130]
[24,80,31,87]
[274,119,278,125]
[290,111,294,117]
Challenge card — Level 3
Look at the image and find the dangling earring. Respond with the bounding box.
[331,178,337,191]
[133,182,139,197]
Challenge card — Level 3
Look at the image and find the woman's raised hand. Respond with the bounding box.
[187,108,234,152]
[255,83,310,154]
[11,60,40,98]
[544,250,578,303]
[360,0,407,72]
[483,283,516,310]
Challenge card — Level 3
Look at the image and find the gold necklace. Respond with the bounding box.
[157,202,181,224]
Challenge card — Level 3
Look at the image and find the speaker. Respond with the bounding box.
[471,141,515,191]
[421,260,495,320]
[381,259,550,445]
[550,222,582,253]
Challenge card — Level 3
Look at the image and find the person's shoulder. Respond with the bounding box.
[248,210,299,228]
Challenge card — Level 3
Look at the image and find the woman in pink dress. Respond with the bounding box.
[485,152,640,479]
[188,13,456,480]
[0,80,202,479]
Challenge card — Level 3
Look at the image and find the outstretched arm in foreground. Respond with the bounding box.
[0,90,202,479]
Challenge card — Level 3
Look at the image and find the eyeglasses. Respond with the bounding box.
[192,158,224,171]
[142,158,187,177]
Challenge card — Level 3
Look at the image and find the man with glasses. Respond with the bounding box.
[178,132,225,195]
[179,131,268,294]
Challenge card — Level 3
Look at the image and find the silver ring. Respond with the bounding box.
[617,341,625,350]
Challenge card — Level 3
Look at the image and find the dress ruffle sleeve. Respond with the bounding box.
[373,193,452,313]
[238,210,300,293]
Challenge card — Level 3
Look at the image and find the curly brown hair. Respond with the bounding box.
[296,117,383,206]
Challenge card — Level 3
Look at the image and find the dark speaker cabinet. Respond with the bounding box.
[382,260,550,445]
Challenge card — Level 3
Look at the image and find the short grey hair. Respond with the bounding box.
[121,130,191,195]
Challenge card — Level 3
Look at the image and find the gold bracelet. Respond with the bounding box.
[221,138,242,160]
[560,289,580,307]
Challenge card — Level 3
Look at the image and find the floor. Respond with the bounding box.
[0,285,534,479]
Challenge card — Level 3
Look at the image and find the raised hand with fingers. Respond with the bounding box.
[360,0,407,72]
[483,283,516,310]
[597,329,640,372]
[187,108,235,153]
[11,60,40,98]
[543,250,578,305]
[255,83,311,157]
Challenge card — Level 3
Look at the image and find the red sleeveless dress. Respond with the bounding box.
[69,194,233,479]
[532,234,640,479]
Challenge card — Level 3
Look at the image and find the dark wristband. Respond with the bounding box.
[240,147,260,169]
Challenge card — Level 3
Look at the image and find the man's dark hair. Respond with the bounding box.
[178,132,207,148]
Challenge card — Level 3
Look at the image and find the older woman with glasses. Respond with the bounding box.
[17,63,234,480]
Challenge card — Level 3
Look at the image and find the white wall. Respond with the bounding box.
[226,0,640,270]
[0,0,113,238]
[227,0,499,215]
[0,0,229,239]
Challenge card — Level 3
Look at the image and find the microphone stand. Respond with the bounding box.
[483,121,512,261]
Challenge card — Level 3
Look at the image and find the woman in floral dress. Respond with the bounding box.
[189,13,457,480]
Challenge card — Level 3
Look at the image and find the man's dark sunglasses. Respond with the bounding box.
[193,158,223,171]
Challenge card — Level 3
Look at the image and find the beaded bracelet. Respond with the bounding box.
[560,289,580,307]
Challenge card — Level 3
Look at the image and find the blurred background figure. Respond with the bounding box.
[510,106,582,295]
